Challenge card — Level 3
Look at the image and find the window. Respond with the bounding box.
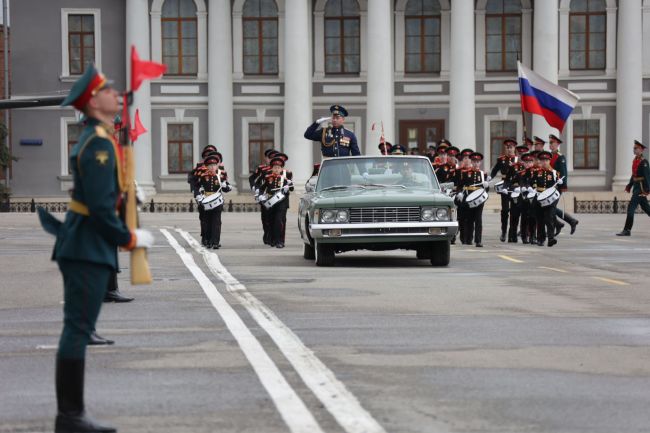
[243,0,279,75]
[162,0,198,75]
[167,124,194,173]
[489,120,516,164]
[404,0,441,73]
[249,123,275,172]
[485,0,521,72]
[573,119,599,169]
[324,0,360,75]
[68,14,95,75]
[569,0,606,70]
[67,123,84,174]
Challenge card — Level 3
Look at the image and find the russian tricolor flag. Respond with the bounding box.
[518,61,579,132]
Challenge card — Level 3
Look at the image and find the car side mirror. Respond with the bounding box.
[440,182,454,191]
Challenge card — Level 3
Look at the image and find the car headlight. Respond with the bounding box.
[436,207,449,220]
[336,209,349,223]
[421,208,435,222]
[320,209,336,223]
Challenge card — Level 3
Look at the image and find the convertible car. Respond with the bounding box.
[298,156,458,266]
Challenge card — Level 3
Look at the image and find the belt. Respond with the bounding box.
[633,177,644,181]
[465,186,480,191]
[205,191,218,196]
[537,187,547,192]
[68,199,90,216]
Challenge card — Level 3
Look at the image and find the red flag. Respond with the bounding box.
[129,109,147,142]
[131,46,166,91]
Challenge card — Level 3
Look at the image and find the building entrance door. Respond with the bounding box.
[399,120,445,154]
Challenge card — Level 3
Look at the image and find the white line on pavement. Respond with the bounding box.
[177,228,388,433]
[160,229,324,433]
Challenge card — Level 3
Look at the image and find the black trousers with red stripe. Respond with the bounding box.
[268,198,289,246]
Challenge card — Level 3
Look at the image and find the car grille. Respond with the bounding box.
[348,207,421,223]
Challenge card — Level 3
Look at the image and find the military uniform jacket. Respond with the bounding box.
[627,156,650,195]
[461,169,486,191]
[490,155,516,179]
[249,164,270,190]
[189,162,204,195]
[200,169,232,194]
[53,118,132,269]
[435,163,456,184]
[550,152,568,191]
[304,122,361,157]
[260,171,294,199]
[505,162,526,188]
[532,168,558,191]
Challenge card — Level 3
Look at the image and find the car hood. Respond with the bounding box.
[312,188,453,208]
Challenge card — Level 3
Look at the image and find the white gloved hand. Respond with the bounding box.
[486,176,492,182]
[254,188,260,196]
[528,187,535,194]
[195,194,203,203]
[482,181,489,188]
[514,187,521,193]
[135,181,146,204]
[557,178,564,185]
[282,185,290,194]
[316,116,331,125]
[259,194,268,202]
[134,229,154,249]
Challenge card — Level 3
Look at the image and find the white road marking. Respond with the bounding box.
[160,229,323,433]
[177,228,388,433]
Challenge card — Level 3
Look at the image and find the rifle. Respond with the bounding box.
[119,92,152,285]
[0,95,65,109]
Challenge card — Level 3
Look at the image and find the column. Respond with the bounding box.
[475,9,486,77]
[605,5,617,75]
[208,0,236,190]
[448,0,475,149]
[521,8,532,68]
[365,0,394,154]
[643,0,650,75]
[440,9,451,77]
[284,0,312,183]
[532,0,559,139]
[558,5,570,76]
[613,0,643,189]
[126,0,154,195]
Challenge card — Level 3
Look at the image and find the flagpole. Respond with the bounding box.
[517,60,529,144]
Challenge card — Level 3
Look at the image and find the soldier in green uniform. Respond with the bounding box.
[549,134,579,235]
[617,140,650,236]
[38,65,154,433]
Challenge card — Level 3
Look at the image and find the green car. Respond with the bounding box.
[298,156,458,266]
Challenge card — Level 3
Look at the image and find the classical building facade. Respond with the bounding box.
[6,0,650,196]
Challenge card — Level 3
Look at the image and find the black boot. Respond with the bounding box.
[500,231,506,242]
[103,290,133,303]
[88,332,114,346]
[554,221,564,236]
[55,358,116,433]
[564,214,579,235]
[617,215,633,236]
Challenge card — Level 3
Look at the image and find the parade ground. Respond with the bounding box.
[2,211,650,433]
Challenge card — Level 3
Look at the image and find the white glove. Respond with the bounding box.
[282,185,290,194]
[486,176,492,182]
[254,188,260,196]
[135,181,146,203]
[528,187,535,194]
[557,178,564,185]
[514,187,521,193]
[259,194,268,202]
[316,116,331,125]
[482,181,489,188]
[134,229,154,249]
[195,194,203,203]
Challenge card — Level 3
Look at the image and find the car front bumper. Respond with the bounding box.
[309,221,458,243]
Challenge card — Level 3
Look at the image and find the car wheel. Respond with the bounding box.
[315,241,335,267]
[429,240,450,266]
[303,243,315,260]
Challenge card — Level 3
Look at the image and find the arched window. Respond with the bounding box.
[569,0,606,70]
[485,0,521,72]
[404,0,441,73]
[324,0,360,75]
[243,0,279,75]
[162,0,198,75]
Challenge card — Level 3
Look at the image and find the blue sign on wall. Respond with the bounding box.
[20,139,43,146]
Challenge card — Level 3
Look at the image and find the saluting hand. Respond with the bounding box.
[316,116,332,125]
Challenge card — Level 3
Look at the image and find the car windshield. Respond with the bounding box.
[315,157,439,192]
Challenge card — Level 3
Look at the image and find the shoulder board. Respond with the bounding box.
[94,125,111,140]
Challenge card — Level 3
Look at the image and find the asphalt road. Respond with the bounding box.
[1,210,650,433]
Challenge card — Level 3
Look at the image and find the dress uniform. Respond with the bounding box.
[249,149,278,245]
[259,157,294,248]
[190,145,218,246]
[490,138,517,242]
[391,144,407,155]
[549,134,579,235]
[455,152,472,244]
[533,135,546,152]
[303,105,361,157]
[504,145,528,242]
[199,153,232,249]
[617,140,650,236]
[518,152,535,244]
[378,141,393,155]
[531,151,561,247]
[37,65,154,433]
[461,152,489,247]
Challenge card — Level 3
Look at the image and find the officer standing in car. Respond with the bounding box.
[304,105,361,157]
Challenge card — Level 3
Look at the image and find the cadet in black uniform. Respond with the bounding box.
[249,149,278,245]
[617,140,650,236]
[531,151,562,247]
[505,145,528,242]
[490,138,517,242]
[189,145,218,246]
[304,105,361,157]
[462,152,489,247]
[518,152,535,244]
[199,153,232,249]
[259,156,294,248]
